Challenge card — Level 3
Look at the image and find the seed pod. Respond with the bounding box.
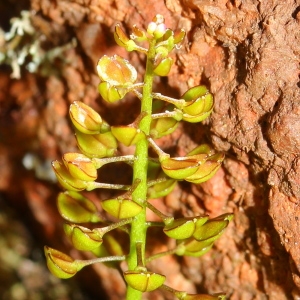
[147,178,177,199]
[97,55,137,86]
[185,153,225,184]
[193,214,233,241]
[63,153,97,182]
[75,130,117,159]
[181,85,214,123]
[52,160,87,191]
[160,156,202,180]
[150,116,178,138]
[64,224,103,251]
[57,191,102,223]
[163,217,196,239]
[123,270,165,292]
[44,246,83,279]
[98,81,126,103]
[153,57,173,76]
[69,101,102,134]
[111,125,145,146]
[101,198,143,219]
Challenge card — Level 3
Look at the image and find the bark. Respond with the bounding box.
[1,0,300,299]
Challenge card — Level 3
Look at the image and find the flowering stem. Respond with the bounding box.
[125,37,156,300]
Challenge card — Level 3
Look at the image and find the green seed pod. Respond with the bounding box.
[123,270,166,292]
[44,246,83,279]
[111,125,145,146]
[180,236,215,253]
[64,224,103,251]
[193,219,229,241]
[185,153,225,184]
[147,179,177,199]
[153,57,173,76]
[187,144,215,156]
[52,160,87,191]
[75,130,117,159]
[97,55,137,86]
[98,81,126,103]
[150,117,178,138]
[57,191,102,223]
[180,85,214,123]
[69,101,102,134]
[177,243,213,257]
[163,217,196,239]
[63,153,97,182]
[101,198,143,219]
[160,157,199,180]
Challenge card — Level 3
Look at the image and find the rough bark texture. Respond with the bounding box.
[1,0,300,299]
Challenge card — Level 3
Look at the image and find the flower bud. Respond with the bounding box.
[52,160,87,191]
[131,25,147,41]
[174,29,186,45]
[69,101,102,134]
[101,198,143,219]
[124,270,165,292]
[64,224,103,251]
[147,15,167,39]
[63,153,97,182]
[57,191,102,223]
[75,130,117,158]
[44,246,83,279]
[114,24,138,51]
[111,125,145,146]
[97,55,137,86]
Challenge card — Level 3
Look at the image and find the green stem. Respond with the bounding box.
[125,38,156,300]
[152,92,185,108]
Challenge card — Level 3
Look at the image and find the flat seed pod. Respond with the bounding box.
[193,220,229,241]
[52,161,87,191]
[57,191,101,223]
[101,199,143,219]
[163,218,196,239]
[111,125,145,146]
[63,153,97,182]
[44,246,83,279]
[123,271,165,292]
[75,130,117,159]
[161,157,199,180]
[69,101,102,134]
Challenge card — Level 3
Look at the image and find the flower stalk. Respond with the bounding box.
[46,14,232,300]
